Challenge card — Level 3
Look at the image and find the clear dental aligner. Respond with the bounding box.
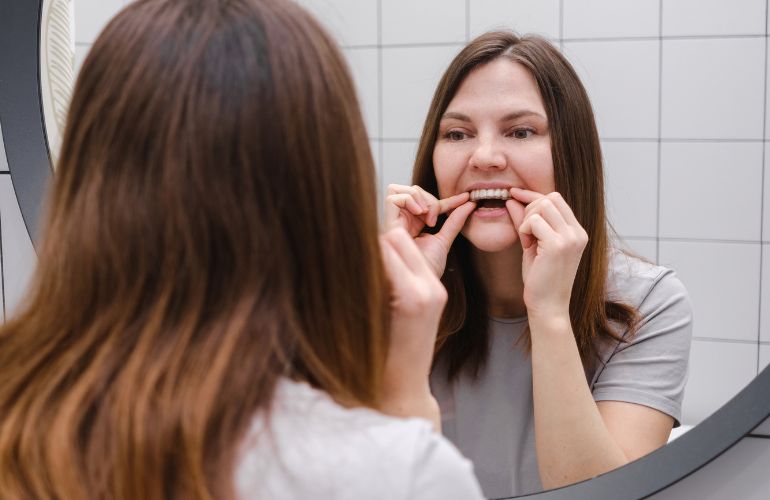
[469,188,511,202]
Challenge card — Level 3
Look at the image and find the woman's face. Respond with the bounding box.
[433,58,555,253]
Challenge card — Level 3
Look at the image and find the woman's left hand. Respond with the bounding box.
[505,188,588,320]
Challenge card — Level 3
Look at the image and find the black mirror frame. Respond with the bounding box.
[0,1,768,499]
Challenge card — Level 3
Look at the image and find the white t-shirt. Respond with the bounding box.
[235,378,484,500]
[430,250,693,499]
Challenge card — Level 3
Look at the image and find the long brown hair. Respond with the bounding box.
[413,31,639,381]
[0,0,389,498]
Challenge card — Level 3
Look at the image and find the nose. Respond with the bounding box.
[469,135,506,171]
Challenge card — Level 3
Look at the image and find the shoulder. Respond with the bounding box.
[235,379,482,500]
[607,248,691,315]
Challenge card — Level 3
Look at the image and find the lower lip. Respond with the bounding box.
[473,207,508,218]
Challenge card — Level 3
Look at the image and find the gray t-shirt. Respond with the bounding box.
[430,251,693,499]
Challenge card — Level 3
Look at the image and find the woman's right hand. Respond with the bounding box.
[384,184,476,277]
[379,226,448,430]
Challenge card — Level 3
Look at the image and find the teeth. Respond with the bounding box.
[469,188,510,202]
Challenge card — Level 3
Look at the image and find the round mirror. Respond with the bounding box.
[0,1,768,498]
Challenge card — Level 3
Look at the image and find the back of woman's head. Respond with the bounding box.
[0,0,388,498]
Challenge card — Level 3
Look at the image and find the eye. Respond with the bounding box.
[444,130,468,141]
[510,128,534,139]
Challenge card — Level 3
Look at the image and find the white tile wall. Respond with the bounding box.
[563,40,659,139]
[659,142,763,241]
[659,241,760,342]
[0,177,37,319]
[382,141,419,190]
[74,44,89,81]
[369,139,380,174]
[762,150,770,242]
[296,0,378,47]
[760,345,770,371]
[661,38,765,140]
[762,244,769,342]
[681,340,758,424]
[381,0,465,45]
[381,45,461,139]
[662,0,766,37]
[603,141,658,238]
[766,36,770,142]
[74,0,125,44]
[617,238,658,264]
[343,48,379,138]
[469,0,560,40]
[563,0,659,39]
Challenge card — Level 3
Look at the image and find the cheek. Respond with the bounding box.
[432,146,461,198]
[517,146,555,192]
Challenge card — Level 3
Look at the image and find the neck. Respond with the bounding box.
[472,245,527,318]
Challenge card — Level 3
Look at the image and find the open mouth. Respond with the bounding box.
[469,188,510,202]
[469,188,510,211]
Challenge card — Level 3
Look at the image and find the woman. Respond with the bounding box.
[0,1,484,499]
[386,31,692,498]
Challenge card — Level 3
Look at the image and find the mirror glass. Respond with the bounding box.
[33,1,769,498]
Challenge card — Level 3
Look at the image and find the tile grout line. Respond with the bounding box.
[342,34,768,50]
[603,138,768,143]
[758,0,769,374]
[693,336,770,345]
[563,33,766,43]
[656,0,663,264]
[692,336,770,346]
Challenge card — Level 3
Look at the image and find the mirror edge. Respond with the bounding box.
[0,0,53,249]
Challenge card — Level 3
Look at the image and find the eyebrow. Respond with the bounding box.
[441,110,547,122]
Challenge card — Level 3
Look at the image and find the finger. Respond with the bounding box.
[527,198,570,233]
[436,201,476,244]
[387,193,427,216]
[412,187,442,227]
[386,183,416,196]
[547,192,581,227]
[505,199,526,231]
[384,227,434,277]
[423,191,470,228]
[518,213,558,243]
[437,192,471,214]
[509,187,545,206]
[387,184,429,212]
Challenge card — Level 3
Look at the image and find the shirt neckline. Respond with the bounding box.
[489,315,528,325]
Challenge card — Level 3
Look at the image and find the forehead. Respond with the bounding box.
[447,58,545,114]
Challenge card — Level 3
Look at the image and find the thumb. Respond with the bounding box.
[435,201,476,246]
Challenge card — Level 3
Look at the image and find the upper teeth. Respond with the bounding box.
[469,188,510,202]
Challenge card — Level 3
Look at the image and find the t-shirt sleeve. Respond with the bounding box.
[591,267,693,426]
[407,430,485,500]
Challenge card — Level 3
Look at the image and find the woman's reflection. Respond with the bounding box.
[385,32,693,498]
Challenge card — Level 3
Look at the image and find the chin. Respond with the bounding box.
[461,224,519,253]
